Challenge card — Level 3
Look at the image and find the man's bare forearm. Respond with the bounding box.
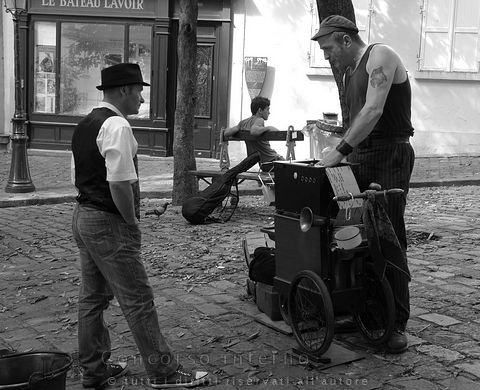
[344,105,382,147]
[251,125,280,136]
[109,181,137,225]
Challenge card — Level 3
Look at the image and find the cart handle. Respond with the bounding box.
[333,188,404,202]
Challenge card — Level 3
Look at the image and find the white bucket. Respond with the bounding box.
[334,226,362,250]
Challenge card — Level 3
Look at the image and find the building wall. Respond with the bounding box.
[1,11,14,139]
[229,0,322,163]
[0,12,3,135]
[372,0,480,156]
[227,0,480,164]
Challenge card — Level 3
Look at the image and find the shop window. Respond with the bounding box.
[34,22,56,113]
[128,25,152,119]
[60,23,124,116]
[308,0,372,73]
[417,0,480,80]
[33,21,152,116]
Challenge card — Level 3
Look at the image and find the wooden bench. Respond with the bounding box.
[190,125,304,180]
[190,169,266,184]
[187,170,275,219]
[218,125,304,170]
[189,126,304,205]
[188,170,274,199]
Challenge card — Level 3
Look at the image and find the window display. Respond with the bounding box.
[34,23,56,113]
[33,20,152,118]
[128,25,152,119]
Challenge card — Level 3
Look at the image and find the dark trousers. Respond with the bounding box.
[72,204,178,381]
[348,142,415,329]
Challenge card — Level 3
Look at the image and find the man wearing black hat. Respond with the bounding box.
[71,63,209,388]
[312,15,415,354]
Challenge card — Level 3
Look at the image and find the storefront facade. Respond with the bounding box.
[3,0,480,160]
[16,0,231,157]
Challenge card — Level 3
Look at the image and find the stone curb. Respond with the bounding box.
[410,179,480,188]
[1,179,479,208]
[0,195,76,208]
[0,188,264,208]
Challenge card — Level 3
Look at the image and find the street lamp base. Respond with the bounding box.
[5,181,35,193]
[5,135,35,193]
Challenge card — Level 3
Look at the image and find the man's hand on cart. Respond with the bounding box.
[315,148,345,167]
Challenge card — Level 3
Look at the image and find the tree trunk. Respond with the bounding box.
[315,0,356,130]
[172,0,199,205]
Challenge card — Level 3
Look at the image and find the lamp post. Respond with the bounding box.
[4,0,35,193]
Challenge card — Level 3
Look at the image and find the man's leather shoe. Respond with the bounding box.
[386,329,408,353]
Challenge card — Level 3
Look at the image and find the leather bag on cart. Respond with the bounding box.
[182,152,260,224]
[248,246,276,285]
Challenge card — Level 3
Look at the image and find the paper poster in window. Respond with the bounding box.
[37,45,55,73]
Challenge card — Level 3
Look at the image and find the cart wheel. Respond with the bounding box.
[279,294,289,325]
[288,270,334,357]
[354,263,395,345]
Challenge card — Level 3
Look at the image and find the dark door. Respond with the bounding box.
[193,23,229,158]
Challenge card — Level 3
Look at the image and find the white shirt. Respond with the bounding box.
[71,102,138,185]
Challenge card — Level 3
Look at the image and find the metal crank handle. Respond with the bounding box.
[333,188,404,202]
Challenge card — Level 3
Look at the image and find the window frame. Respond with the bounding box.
[416,0,480,81]
[29,15,154,119]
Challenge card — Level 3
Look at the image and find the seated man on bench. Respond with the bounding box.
[224,96,285,172]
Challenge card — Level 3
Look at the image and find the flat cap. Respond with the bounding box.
[311,15,359,41]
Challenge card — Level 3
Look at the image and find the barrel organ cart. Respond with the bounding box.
[271,160,402,358]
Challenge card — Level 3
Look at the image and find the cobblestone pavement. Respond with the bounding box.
[1,185,480,389]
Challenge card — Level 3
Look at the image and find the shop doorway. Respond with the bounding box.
[190,22,230,158]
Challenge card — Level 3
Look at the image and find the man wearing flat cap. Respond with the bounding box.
[71,63,209,388]
[312,15,415,354]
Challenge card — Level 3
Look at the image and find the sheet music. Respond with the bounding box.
[326,166,363,209]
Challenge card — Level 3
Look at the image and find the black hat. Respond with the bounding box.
[96,63,150,91]
[311,15,359,41]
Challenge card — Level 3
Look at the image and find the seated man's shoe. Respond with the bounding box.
[82,361,128,388]
[150,365,209,388]
[242,238,252,268]
[246,278,257,300]
[386,329,408,354]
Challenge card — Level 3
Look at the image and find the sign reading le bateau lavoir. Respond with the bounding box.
[30,0,157,16]
[40,0,144,9]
